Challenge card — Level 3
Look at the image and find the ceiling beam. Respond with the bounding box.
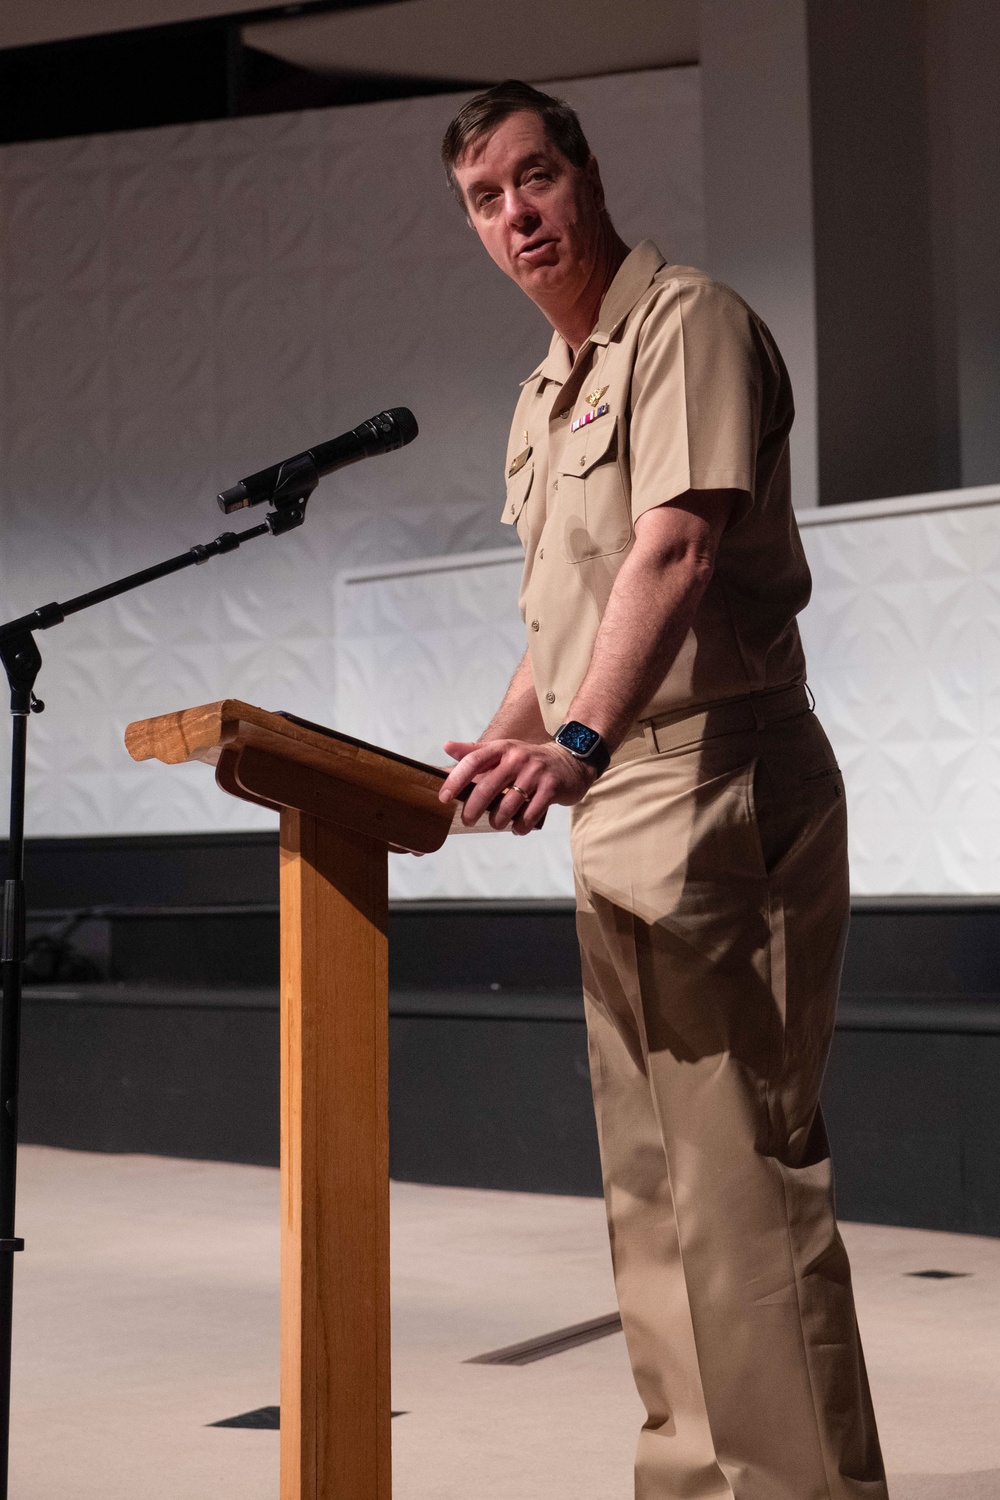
[0,0,389,54]
[244,0,700,85]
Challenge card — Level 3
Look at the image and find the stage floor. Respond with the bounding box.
[9,1147,1000,1499]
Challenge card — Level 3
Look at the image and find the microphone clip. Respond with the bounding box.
[219,449,319,516]
[270,452,319,510]
[264,451,317,537]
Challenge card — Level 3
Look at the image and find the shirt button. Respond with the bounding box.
[558,408,570,419]
[531,619,540,631]
[545,691,556,704]
[579,456,586,466]
[538,548,544,559]
[552,478,559,491]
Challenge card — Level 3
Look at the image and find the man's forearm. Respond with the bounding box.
[567,493,734,750]
[568,555,706,749]
[481,650,549,743]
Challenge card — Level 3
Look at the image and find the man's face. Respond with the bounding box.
[453,110,605,308]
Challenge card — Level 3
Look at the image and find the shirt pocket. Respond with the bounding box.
[556,418,631,562]
[500,461,534,543]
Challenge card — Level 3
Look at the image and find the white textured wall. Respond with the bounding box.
[0,69,704,837]
[797,487,1000,895]
[336,489,1000,899]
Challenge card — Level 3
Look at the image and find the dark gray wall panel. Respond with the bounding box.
[389,1015,600,1197]
[824,1028,1000,1235]
[20,989,280,1165]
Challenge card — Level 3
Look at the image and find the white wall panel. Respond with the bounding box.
[798,487,1000,895]
[0,69,703,840]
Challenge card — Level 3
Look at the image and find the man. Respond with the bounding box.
[437,81,887,1500]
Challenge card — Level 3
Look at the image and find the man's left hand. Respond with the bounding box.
[439,737,595,833]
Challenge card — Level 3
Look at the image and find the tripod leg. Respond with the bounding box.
[0,648,36,1498]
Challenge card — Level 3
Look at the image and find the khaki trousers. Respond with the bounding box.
[570,689,887,1500]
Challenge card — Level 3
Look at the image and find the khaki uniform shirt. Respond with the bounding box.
[500,240,812,734]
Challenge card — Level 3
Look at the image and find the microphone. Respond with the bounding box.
[218,406,419,514]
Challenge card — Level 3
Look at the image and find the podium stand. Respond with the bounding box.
[125,701,455,1500]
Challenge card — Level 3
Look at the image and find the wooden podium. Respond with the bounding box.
[125,701,456,1500]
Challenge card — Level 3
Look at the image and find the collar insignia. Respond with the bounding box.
[585,385,609,407]
[571,403,610,434]
[508,445,532,478]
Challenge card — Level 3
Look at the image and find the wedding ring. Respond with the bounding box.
[505,784,529,801]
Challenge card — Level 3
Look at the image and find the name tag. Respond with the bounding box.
[508,445,532,477]
[571,403,609,434]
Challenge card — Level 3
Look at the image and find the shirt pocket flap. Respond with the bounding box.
[500,461,534,526]
[557,415,617,478]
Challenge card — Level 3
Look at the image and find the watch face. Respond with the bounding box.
[558,721,601,757]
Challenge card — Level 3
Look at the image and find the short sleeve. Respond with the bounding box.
[628,279,763,524]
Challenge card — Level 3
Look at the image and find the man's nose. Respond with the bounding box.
[504,188,537,230]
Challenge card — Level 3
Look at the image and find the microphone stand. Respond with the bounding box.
[0,466,315,1497]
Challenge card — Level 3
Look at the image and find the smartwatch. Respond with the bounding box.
[553,720,611,778]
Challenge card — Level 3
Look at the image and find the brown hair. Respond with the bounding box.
[441,80,592,210]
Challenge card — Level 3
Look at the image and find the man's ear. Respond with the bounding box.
[585,154,606,213]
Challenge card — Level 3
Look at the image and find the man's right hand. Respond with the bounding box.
[439,735,595,834]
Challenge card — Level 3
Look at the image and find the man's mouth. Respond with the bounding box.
[518,236,557,262]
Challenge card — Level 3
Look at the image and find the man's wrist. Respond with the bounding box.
[553,720,612,778]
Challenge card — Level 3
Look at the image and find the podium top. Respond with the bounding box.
[126,699,456,850]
